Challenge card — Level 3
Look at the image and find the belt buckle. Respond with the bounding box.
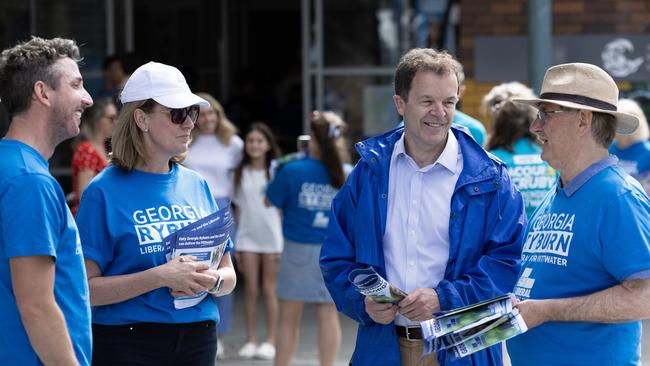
[405,326,418,341]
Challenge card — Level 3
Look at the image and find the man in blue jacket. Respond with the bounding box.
[320,48,526,366]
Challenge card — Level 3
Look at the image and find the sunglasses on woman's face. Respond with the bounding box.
[160,105,201,124]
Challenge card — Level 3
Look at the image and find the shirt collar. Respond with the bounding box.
[560,155,618,197]
[392,130,460,174]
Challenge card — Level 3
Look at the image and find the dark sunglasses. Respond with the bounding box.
[163,105,200,124]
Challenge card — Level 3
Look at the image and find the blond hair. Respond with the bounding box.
[111,99,186,171]
[480,82,536,118]
[191,92,239,145]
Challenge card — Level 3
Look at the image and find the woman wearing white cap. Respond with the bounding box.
[76,62,236,365]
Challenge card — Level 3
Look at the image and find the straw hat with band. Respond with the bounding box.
[513,62,639,135]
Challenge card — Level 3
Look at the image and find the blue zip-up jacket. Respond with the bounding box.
[320,126,526,365]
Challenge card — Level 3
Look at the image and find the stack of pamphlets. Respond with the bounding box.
[348,267,407,304]
[420,294,527,359]
[163,205,234,310]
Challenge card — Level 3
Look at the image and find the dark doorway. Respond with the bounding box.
[226,1,302,153]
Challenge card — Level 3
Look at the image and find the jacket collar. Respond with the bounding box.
[356,125,502,186]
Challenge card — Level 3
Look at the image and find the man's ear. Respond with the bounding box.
[133,108,150,133]
[577,110,592,136]
[393,95,405,116]
[32,81,51,107]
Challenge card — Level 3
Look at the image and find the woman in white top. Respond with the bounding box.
[232,122,283,360]
[185,92,244,199]
[184,92,243,358]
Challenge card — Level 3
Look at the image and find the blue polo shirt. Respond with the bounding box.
[507,156,650,366]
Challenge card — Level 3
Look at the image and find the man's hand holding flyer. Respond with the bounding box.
[420,294,527,358]
[348,267,407,304]
[348,268,527,359]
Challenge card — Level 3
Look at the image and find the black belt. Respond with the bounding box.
[395,325,423,340]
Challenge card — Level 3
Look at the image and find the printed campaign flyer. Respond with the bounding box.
[420,294,527,358]
[348,267,407,304]
[163,205,234,309]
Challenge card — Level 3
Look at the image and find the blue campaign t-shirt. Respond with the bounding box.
[0,139,91,366]
[266,158,338,244]
[507,158,650,366]
[76,163,230,325]
[610,140,650,192]
[453,110,487,147]
[490,138,556,218]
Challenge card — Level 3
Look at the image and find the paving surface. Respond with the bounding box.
[218,288,650,365]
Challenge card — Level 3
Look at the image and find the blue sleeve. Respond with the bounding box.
[320,165,374,325]
[600,189,650,281]
[1,175,63,258]
[436,165,527,311]
[469,124,486,147]
[266,165,289,209]
[76,187,112,272]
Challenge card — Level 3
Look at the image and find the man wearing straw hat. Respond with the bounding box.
[507,63,650,365]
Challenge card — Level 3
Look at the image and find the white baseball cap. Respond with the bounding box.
[120,61,209,109]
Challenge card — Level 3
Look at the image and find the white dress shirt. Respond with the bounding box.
[383,132,463,326]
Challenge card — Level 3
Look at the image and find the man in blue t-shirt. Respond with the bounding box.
[508,63,650,365]
[0,37,94,365]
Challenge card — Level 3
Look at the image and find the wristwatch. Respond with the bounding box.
[208,275,223,295]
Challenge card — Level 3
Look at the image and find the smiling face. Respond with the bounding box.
[48,57,93,143]
[197,105,219,134]
[245,129,271,161]
[393,70,458,165]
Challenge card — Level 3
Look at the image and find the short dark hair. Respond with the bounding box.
[591,112,617,148]
[394,48,462,101]
[0,37,81,116]
[102,54,123,71]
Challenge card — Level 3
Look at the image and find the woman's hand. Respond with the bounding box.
[158,256,213,295]
[170,268,221,298]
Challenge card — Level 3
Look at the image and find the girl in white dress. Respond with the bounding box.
[232,122,283,360]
